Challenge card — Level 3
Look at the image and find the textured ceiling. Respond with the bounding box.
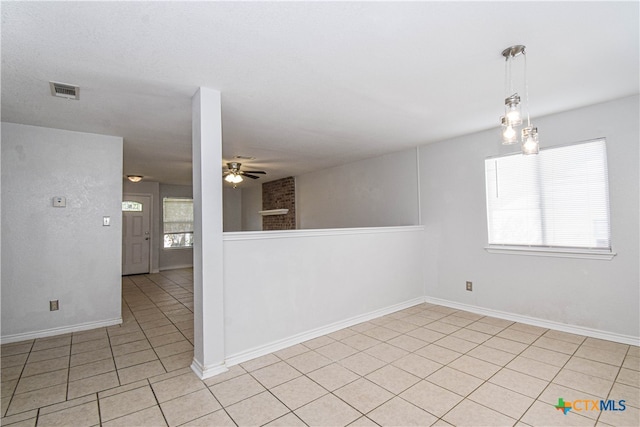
[2,1,638,186]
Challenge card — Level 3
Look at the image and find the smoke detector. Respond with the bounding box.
[49,81,80,100]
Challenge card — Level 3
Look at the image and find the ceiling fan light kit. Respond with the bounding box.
[223,162,266,187]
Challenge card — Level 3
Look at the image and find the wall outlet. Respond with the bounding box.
[50,300,59,311]
[466,281,473,291]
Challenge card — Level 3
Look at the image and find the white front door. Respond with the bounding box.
[122,194,151,275]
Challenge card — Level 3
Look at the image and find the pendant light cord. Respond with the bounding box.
[524,51,531,127]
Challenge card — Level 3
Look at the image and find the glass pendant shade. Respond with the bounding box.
[522,127,539,155]
[225,173,243,184]
[504,94,522,126]
[501,116,518,144]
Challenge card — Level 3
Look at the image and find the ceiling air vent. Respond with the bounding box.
[49,81,80,100]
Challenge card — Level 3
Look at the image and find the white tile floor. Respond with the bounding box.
[1,269,639,426]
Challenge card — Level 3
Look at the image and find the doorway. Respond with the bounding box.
[122,194,152,275]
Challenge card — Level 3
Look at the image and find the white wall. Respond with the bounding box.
[223,226,424,359]
[1,123,123,341]
[223,188,242,232]
[419,96,639,340]
[241,185,262,231]
[123,180,160,273]
[296,149,420,229]
[159,184,194,270]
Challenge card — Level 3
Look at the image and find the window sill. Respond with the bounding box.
[484,246,616,260]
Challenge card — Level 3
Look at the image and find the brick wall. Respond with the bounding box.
[262,177,296,230]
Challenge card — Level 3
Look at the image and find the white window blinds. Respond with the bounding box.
[485,139,611,250]
[163,198,194,234]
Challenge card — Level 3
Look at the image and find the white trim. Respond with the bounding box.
[224,225,424,241]
[415,146,422,226]
[258,209,289,216]
[0,318,123,345]
[190,359,228,380]
[424,296,639,346]
[224,297,425,367]
[484,245,616,260]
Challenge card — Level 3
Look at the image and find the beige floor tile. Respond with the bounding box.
[71,337,110,355]
[484,336,529,354]
[553,369,613,397]
[202,364,246,387]
[623,355,640,371]
[209,373,266,407]
[273,344,310,360]
[366,364,420,394]
[14,368,68,395]
[466,321,505,335]
[108,331,146,347]
[469,382,534,419]
[597,402,639,426]
[6,383,67,415]
[252,361,301,389]
[295,393,361,427]
[2,365,24,382]
[154,340,193,359]
[406,327,446,343]
[25,347,69,364]
[534,336,581,355]
[67,371,120,399]
[31,336,71,352]
[0,409,38,426]
[340,333,381,351]
[240,353,280,372]
[423,321,460,335]
[36,400,99,427]
[111,339,152,357]
[328,329,359,342]
[444,398,516,426]
[144,324,180,338]
[387,335,428,352]
[440,316,474,328]
[302,335,336,350]
[70,347,112,367]
[151,372,205,403]
[575,345,626,366]
[139,318,173,331]
[1,343,33,357]
[362,326,403,342]
[448,355,501,380]
[466,344,516,367]
[334,378,394,413]
[72,328,108,344]
[497,328,540,345]
[182,409,236,426]
[147,332,185,348]
[520,345,571,367]
[542,329,586,344]
[393,353,443,379]
[160,350,193,371]
[271,375,328,410]
[565,356,620,381]
[2,379,18,398]
[489,368,548,398]
[617,368,640,387]
[582,337,629,354]
[415,344,462,365]
[364,342,409,364]
[521,400,595,426]
[286,351,332,374]
[368,396,437,426]
[315,341,358,361]
[478,316,514,328]
[451,328,492,344]
[227,391,291,426]
[102,405,167,427]
[117,360,166,384]
[627,346,640,357]
[427,366,483,397]
[506,355,562,381]
[264,412,307,426]
[400,380,462,418]
[508,323,548,336]
[384,320,420,334]
[339,351,387,377]
[114,349,158,369]
[160,388,220,426]
[609,382,639,409]
[69,358,115,382]
[306,363,359,392]
[99,384,157,421]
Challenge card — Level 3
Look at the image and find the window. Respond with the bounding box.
[163,198,194,248]
[122,201,143,212]
[485,139,613,257]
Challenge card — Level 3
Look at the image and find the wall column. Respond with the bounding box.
[191,87,226,379]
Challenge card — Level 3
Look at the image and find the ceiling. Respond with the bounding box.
[2,1,638,187]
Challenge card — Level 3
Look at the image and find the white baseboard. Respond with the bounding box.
[424,296,640,346]
[0,317,123,345]
[160,264,193,271]
[224,296,425,367]
[191,359,228,380]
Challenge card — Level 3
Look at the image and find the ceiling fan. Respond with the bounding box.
[223,162,266,186]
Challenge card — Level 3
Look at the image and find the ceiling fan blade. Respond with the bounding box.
[243,174,260,179]
[243,170,266,174]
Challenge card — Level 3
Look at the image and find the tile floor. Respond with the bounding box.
[1,269,639,426]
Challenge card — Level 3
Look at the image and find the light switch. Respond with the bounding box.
[103,216,110,226]
[52,197,66,207]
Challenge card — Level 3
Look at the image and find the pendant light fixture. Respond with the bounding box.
[500,45,539,155]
